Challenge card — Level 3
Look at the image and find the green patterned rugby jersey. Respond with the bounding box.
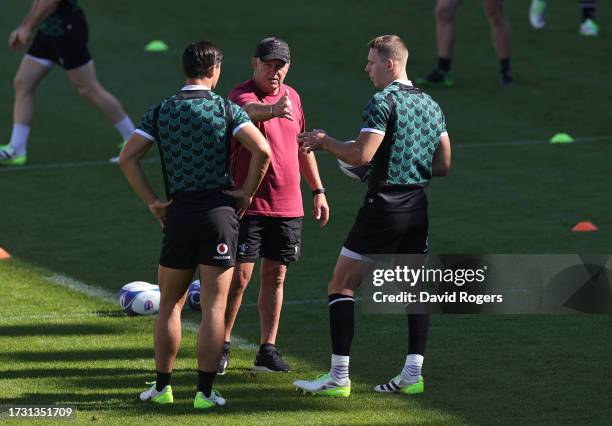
[361,81,446,187]
[136,88,252,196]
[39,0,82,37]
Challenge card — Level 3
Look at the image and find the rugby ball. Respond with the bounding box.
[117,281,157,298]
[337,141,371,182]
[187,280,201,311]
[118,281,159,316]
[130,290,160,315]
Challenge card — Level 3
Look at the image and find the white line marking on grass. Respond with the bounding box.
[47,273,116,303]
[0,311,119,323]
[180,321,258,350]
[40,274,331,349]
[0,298,332,324]
[0,135,610,173]
[41,273,261,350]
[0,157,158,173]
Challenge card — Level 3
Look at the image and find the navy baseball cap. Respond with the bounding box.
[254,37,290,63]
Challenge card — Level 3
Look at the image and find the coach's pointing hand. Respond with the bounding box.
[298,129,327,153]
[272,89,293,121]
[148,199,173,228]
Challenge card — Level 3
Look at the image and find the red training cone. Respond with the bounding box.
[572,221,598,232]
[0,247,11,260]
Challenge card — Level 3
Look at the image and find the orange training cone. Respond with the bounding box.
[572,221,598,232]
[0,247,11,260]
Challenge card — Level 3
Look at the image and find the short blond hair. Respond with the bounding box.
[368,35,408,62]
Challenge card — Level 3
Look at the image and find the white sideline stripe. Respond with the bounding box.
[2,274,332,325]
[0,311,118,323]
[1,135,610,173]
[47,274,116,303]
[0,157,159,173]
[46,273,329,308]
[41,273,260,350]
[0,299,330,323]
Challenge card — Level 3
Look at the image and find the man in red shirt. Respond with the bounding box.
[222,37,329,373]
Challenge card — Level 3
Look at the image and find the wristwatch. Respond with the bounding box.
[312,188,326,196]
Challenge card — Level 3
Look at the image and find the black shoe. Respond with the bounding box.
[501,72,514,85]
[415,69,454,87]
[253,346,291,372]
[218,342,230,375]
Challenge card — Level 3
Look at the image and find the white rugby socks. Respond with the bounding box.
[400,354,424,384]
[114,115,135,140]
[330,354,350,383]
[9,124,31,155]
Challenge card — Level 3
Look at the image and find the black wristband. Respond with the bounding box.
[312,188,326,196]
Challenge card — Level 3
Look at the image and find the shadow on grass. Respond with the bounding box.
[1,363,433,419]
[240,309,611,424]
[2,284,608,423]
[0,348,155,363]
[0,323,120,337]
[0,367,151,380]
[0,386,369,417]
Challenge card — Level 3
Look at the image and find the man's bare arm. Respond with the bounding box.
[242,89,293,123]
[298,129,384,166]
[22,0,62,31]
[431,132,451,177]
[9,0,61,51]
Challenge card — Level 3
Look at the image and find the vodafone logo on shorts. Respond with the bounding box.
[214,243,231,260]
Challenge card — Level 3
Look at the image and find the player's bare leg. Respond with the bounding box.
[251,258,291,372]
[259,258,287,345]
[435,0,461,60]
[155,266,194,373]
[66,60,127,123]
[483,0,513,83]
[1,56,50,165]
[224,262,255,342]
[196,264,233,402]
[13,56,50,126]
[327,254,363,297]
[139,265,193,404]
[66,60,135,160]
[217,262,255,374]
[294,254,362,396]
[416,0,460,87]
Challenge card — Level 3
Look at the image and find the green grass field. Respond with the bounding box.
[1,1,611,424]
